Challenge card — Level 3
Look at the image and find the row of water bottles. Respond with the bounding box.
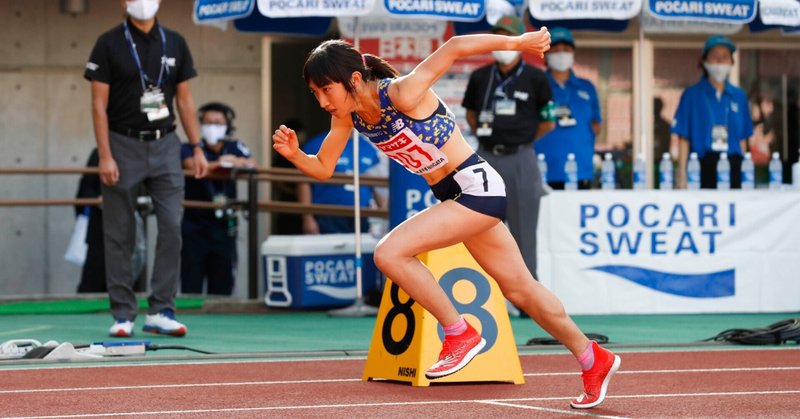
[537,152,617,190]
[653,151,786,190]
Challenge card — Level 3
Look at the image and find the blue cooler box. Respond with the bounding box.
[261,234,381,308]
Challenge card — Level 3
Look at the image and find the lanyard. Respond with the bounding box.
[123,20,169,91]
[481,63,524,112]
[703,87,730,127]
[551,77,573,108]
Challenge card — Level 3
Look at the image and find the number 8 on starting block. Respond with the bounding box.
[363,243,525,386]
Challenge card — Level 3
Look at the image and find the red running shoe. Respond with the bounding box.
[571,340,621,409]
[425,322,486,379]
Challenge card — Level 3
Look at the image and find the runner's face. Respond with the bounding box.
[309,81,352,118]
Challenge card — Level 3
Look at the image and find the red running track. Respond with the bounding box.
[0,348,798,418]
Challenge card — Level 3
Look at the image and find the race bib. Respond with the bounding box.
[375,127,448,175]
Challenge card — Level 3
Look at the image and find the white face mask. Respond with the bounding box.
[492,50,520,65]
[201,124,227,146]
[126,0,160,21]
[704,62,732,83]
[547,52,574,72]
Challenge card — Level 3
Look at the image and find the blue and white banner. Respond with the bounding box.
[759,0,800,27]
[339,16,448,38]
[529,0,642,21]
[648,0,758,23]
[537,191,800,314]
[258,0,375,17]
[642,5,744,32]
[194,0,255,22]
[384,0,486,21]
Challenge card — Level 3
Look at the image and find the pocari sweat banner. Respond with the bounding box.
[194,0,255,22]
[648,0,758,23]
[536,191,800,314]
[384,0,485,21]
[258,0,375,17]
[529,0,642,21]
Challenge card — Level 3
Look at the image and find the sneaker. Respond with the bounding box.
[109,319,134,338]
[425,322,486,379]
[570,341,621,409]
[143,309,187,337]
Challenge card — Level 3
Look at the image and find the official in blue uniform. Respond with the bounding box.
[673,35,753,189]
[180,102,254,295]
[535,27,601,190]
[299,132,384,234]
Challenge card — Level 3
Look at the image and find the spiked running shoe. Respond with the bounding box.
[425,322,486,379]
[571,340,621,409]
[109,319,134,338]
[143,309,187,337]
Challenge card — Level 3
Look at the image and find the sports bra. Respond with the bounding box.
[351,79,456,148]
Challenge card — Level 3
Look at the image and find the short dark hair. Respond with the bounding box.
[303,39,399,97]
[198,102,236,134]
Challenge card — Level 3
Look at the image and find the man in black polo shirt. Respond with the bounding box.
[462,15,554,283]
[84,0,208,338]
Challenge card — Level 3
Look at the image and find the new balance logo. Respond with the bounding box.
[391,119,404,132]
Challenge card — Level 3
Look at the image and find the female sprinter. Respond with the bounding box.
[272,29,620,409]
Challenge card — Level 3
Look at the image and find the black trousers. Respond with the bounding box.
[181,227,236,295]
[700,153,743,189]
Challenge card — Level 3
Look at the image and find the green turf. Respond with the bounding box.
[0,298,205,315]
[0,311,795,360]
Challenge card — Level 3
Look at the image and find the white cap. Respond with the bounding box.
[772,152,780,159]
[745,152,752,159]
[604,152,612,160]
[567,153,575,160]
[662,152,670,160]
[690,152,698,159]
[720,152,728,159]
[538,153,545,160]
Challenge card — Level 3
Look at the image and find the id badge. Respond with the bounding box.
[555,106,577,127]
[494,98,516,116]
[141,88,169,121]
[213,194,227,219]
[711,125,729,152]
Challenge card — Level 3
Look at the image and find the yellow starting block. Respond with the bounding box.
[362,243,525,387]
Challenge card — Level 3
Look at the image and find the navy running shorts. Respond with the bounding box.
[430,153,507,220]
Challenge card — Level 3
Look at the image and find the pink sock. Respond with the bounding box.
[577,342,595,371]
[442,316,467,336]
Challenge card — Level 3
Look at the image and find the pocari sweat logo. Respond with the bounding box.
[304,257,357,300]
[579,201,736,298]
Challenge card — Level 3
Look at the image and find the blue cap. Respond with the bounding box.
[550,27,575,47]
[703,35,736,56]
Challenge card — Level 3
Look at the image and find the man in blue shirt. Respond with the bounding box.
[180,102,254,295]
[299,132,385,234]
[672,35,753,189]
[535,27,602,190]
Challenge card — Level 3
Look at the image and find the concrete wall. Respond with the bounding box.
[0,0,263,297]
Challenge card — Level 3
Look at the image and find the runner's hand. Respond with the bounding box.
[272,125,300,160]
[520,27,551,58]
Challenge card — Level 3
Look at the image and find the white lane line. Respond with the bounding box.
[1,365,799,395]
[524,366,800,377]
[4,390,800,419]
[478,400,631,418]
[0,378,363,394]
[0,326,52,337]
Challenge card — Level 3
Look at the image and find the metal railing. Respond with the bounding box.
[0,166,389,299]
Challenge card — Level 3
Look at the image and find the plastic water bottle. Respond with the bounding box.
[741,152,755,190]
[659,152,673,190]
[601,153,615,190]
[716,152,730,190]
[687,152,700,190]
[564,153,578,191]
[537,153,548,186]
[633,153,646,190]
[769,152,782,190]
